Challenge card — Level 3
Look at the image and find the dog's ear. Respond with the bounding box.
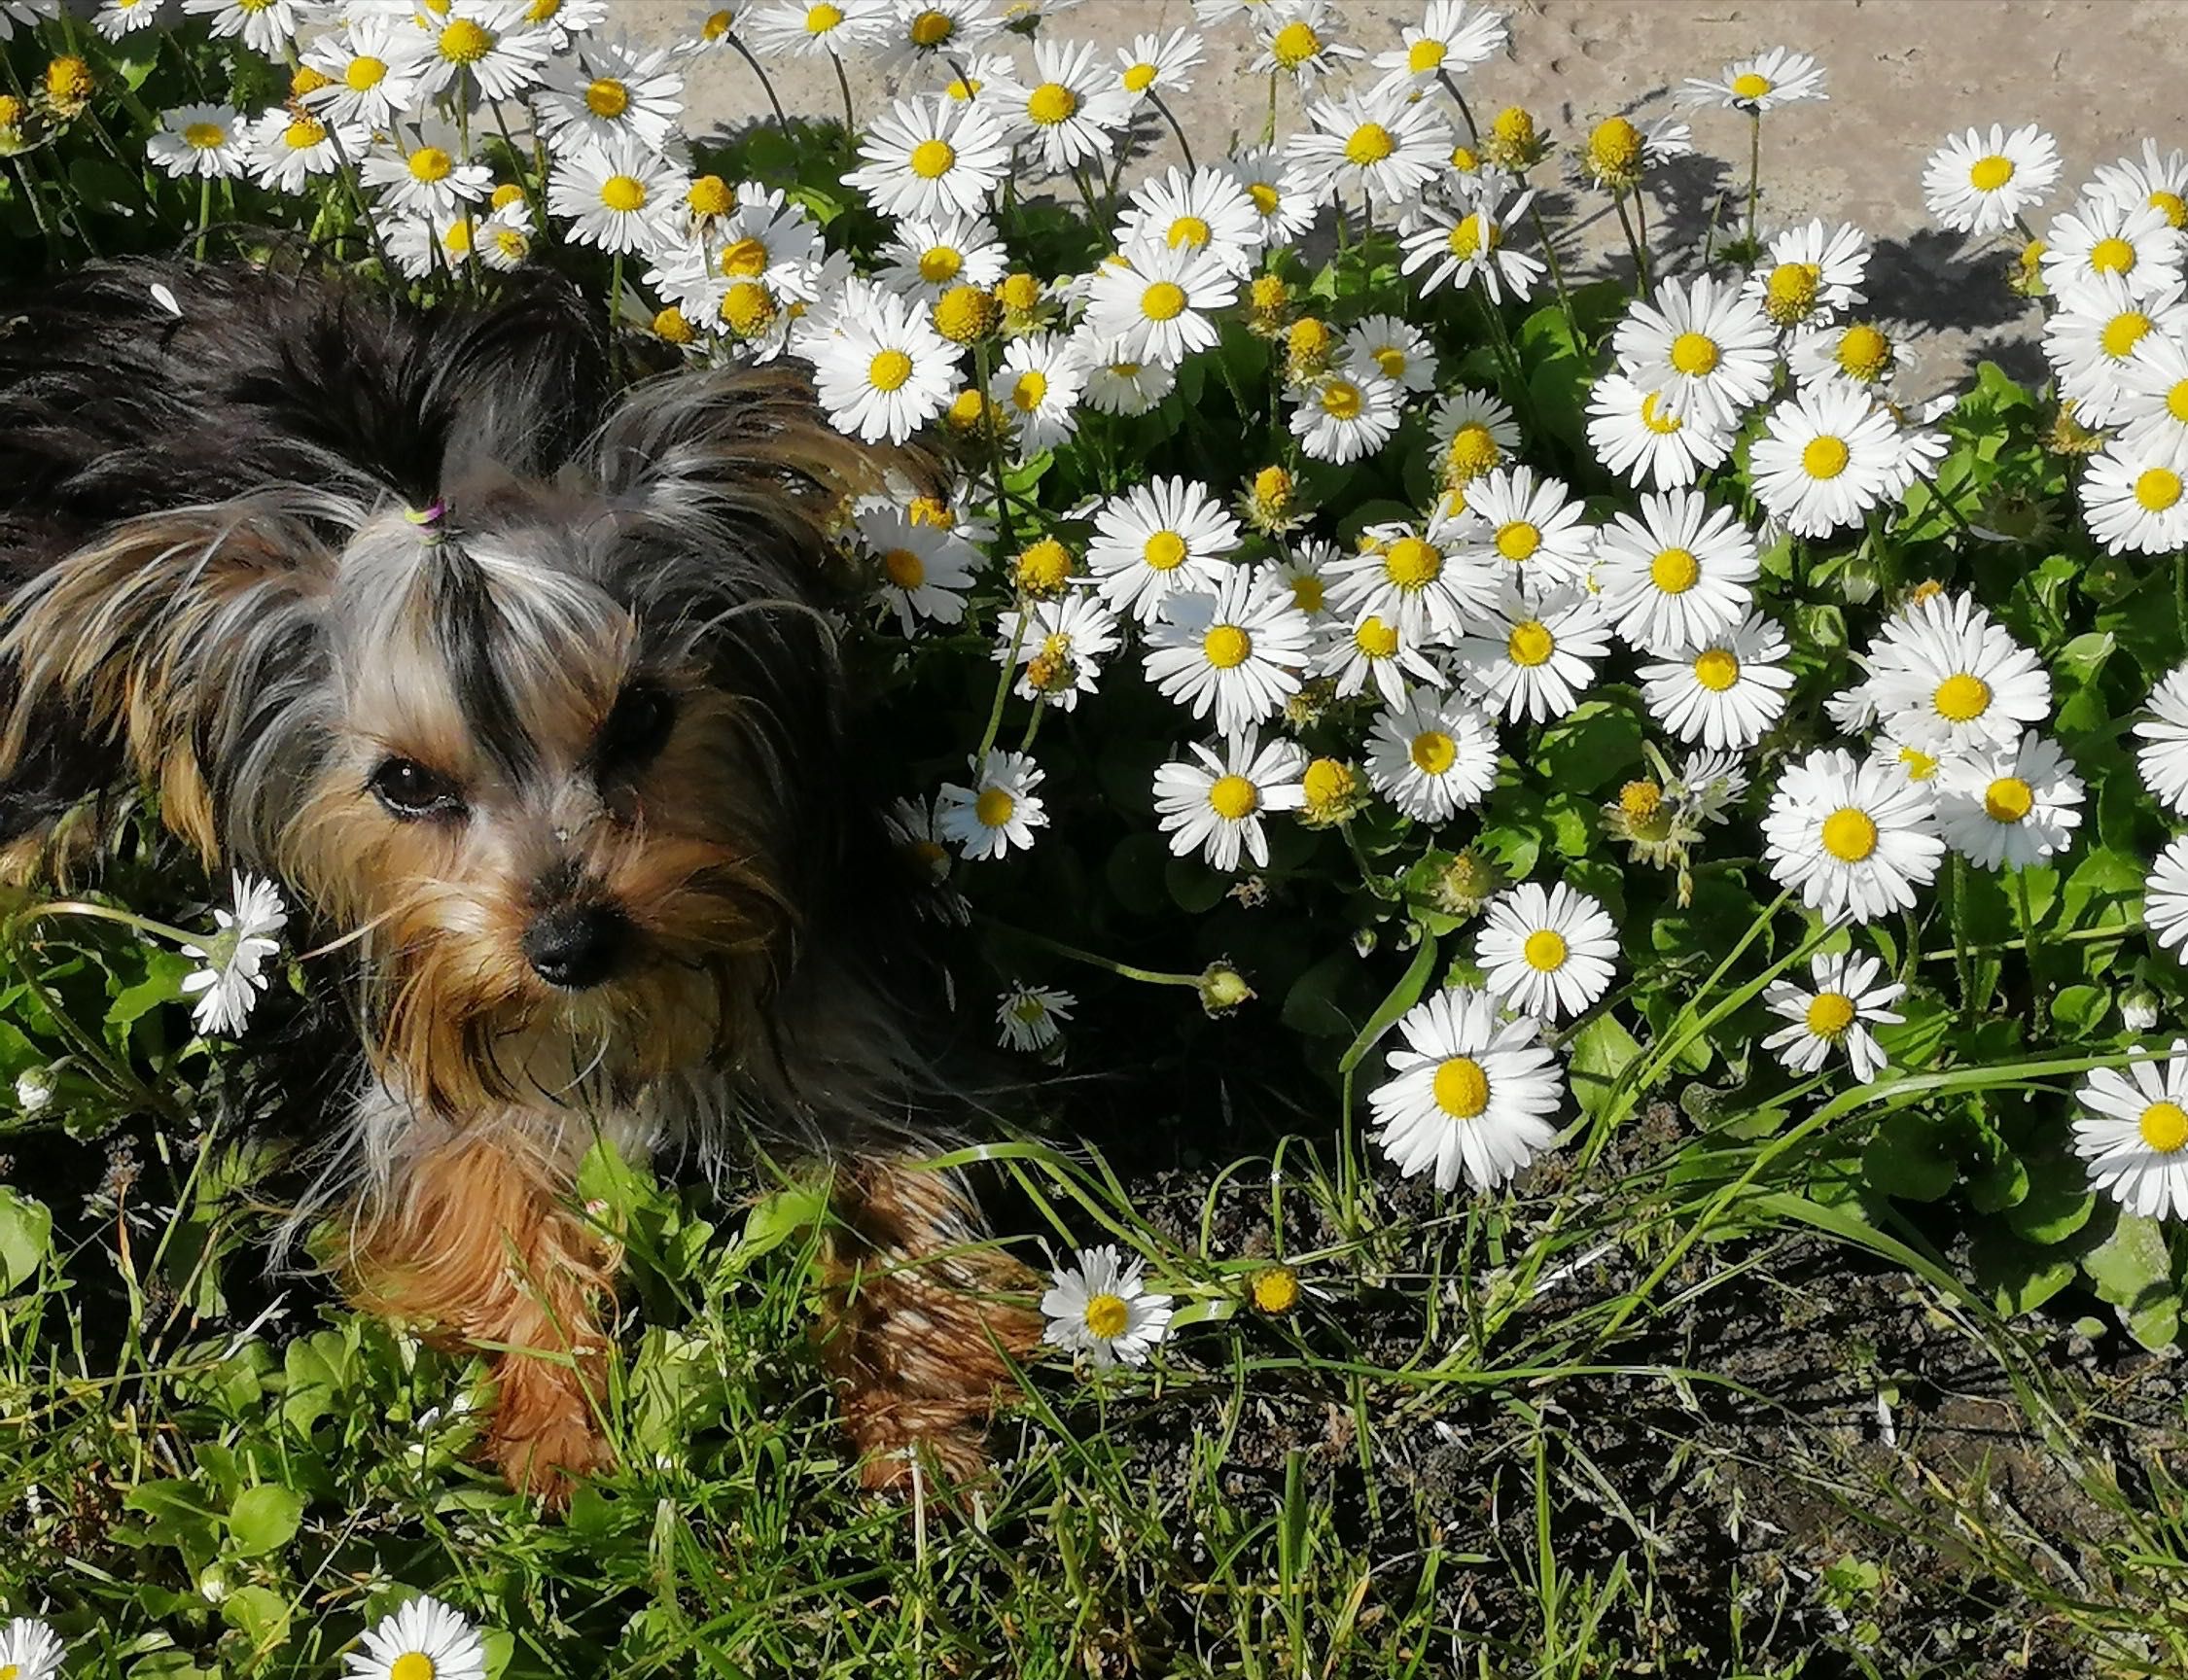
[0,490,340,863]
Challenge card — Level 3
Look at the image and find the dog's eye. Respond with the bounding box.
[369,757,467,821]
[594,683,678,771]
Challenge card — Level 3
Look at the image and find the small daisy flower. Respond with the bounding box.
[247,107,369,195]
[876,211,1006,302]
[1267,541,1336,622]
[1744,219,1871,329]
[2073,1048,2188,1220]
[1114,26,1204,100]
[547,136,684,255]
[1429,386,1523,491]
[993,36,1134,173]
[1041,1244,1174,1369]
[1748,383,1909,538]
[365,139,493,222]
[1678,45,1827,112]
[1785,317,1908,395]
[1923,122,2061,236]
[886,792,971,923]
[415,1,552,102]
[876,0,999,70]
[1592,489,1757,654]
[2135,663,2188,818]
[2115,331,2188,456]
[345,1595,487,1680]
[1290,368,1404,465]
[2090,139,2188,233]
[937,750,1047,860]
[1611,272,1779,430]
[1325,519,1496,646]
[536,35,687,156]
[1084,241,1237,367]
[2146,835,2188,959]
[0,1618,65,1680]
[2042,275,2188,427]
[1314,607,1447,708]
[1225,146,1318,244]
[386,209,486,280]
[1934,730,2085,870]
[1585,372,1735,491]
[1399,187,1544,303]
[1078,350,1177,416]
[92,0,161,38]
[1114,165,1264,276]
[1477,882,1619,1022]
[1144,572,1313,737]
[526,0,611,50]
[991,331,1086,455]
[996,591,1120,710]
[1674,748,1750,824]
[859,502,973,634]
[808,285,955,444]
[1344,314,1439,395]
[181,871,288,1036]
[1365,692,1500,823]
[2079,434,2188,556]
[997,983,1075,1053]
[1153,728,1309,872]
[181,0,304,53]
[745,0,891,58]
[1639,611,1794,751]
[1369,0,1507,96]
[301,18,431,130]
[1252,1,1364,91]
[2041,194,2185,301]
[1368,986,1566,1192]
[1762,951,1905,1082]
[1459,466,1597,591]
[148,103,249,180]
[1762,746,1945,925]
[1286,88,1454,212]
[1863,591,2052,756]
[1455,582,1610,725]
[1087,473,1242,625]
[844,95,1013,221]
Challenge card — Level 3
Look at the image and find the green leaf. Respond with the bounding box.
[0,1186,52,1292]
[2004,1161,2097,1245]
[2050,984,2109,1035]
[2080,1209,2180,1349]
[1337,933,1438,1074]
[107,948,197,1032]
[1861,1110,1959,1202]
[1282,949,1359,1039]
[226,1485,303,1558]
[1970,1229,2077,1315]
[1567,1012,1642,1121]
[221,1585,292,1649]
[1530,697,1644,795]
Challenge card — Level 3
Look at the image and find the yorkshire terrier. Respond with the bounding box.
[0,259,1039,1499]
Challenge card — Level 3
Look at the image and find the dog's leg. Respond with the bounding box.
[816,1159,1041,1492]
[341,1133,615,1501]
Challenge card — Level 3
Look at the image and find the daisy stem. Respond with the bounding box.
[10,158,53,251]
[1528,200,1578,343]
[12,899,208,953]
[1609,190,1649,296]
[1910,465,1978,542]
[728,38,793,134]
[1917,922,2135,962]
[457,70,472,163]
[1263,72,1277,149]
[830,50,856,136]
[318,120,396,278]
[1148,91,1195,173]
[489,99,549,239]
[986,926,1204,991]
[1745,109,1760,255]
[1017,694,1046,752]
[194,172,211,262]
[2013,865,2048,1032]
[1949,855,1978,1019]
[1436,73,1480,146]
[607,250,623,378]
[1473,291,1533,428]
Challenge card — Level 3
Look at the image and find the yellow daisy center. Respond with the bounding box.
[933,284,996,342]
[1026,82,1077,124]
[1354,616,1400,658]
[526,0,562,18]
[1320,379,1363,419]
[1248,180,1282,215]
[909,137,955,178]
[2165,378,2188,423]
[973,787,1015,827]
[283,117,327,150]
[1932,673,1991,721]
[599,173,648,213]
[1967,154,2014,192]
[345,53,389,89]
[1506,619,1555,667]
[1620,780,1663,822]
[407,146,452,182]
[291,64,334,96]
[721,280,775,333]
[867,349,915,392]
[908,7,954,46]
[1802,436,1851,479]
[585,77,629,117]
[1209,774,1259,820]
[720,235,768,275]
[1641,390,1684,435]
[2136,467,2183,510]
[1409,730,1457,775]
[1122,61,1158,92]
[2139,1101,2188,1154]
[1270,20,1321,68]
[437,18,494,63]
[2102,310,2154,360]
[1345,122,1394,165]
[1448,422,1500,477]
[1373,346,1408,380]
[1820,807,1879,862]
[1432,1055,1490,1118]
[1983,775,2034,823]
[1135,530,1187,573]
[1082,1292,1129,1337]
[1669,332,1720,376]
[1383,537,1442,588]
[1765,261,1821,321]
[1446,213,1495,258]
[1588,116,1642,174]
[702,9,733,39]
[687,175,732,216]
[1167,214,1212,248]
[1522,928,1568,971]
[1649,547,1699,592]
[492,228,529,260]
[1303,757,1355,811]
[1015,538,1072,591]
[1804,992,1856,1038]
[2152,190,2188,229]
[1692,647,1740,691]
[1203,624,1253,669]
[882,547,925,588]
[442,217,474,255]
[1898,745,1940,781]
[183,121,228,149]
[1835,324,1891,380]
[1009,369,1047,412]
[1495,520,1540,562]
[918,244,964,284]
[2089,235,2137,274]
[653,306,695,343]
[1289,574,1324,612]
[1407,38,1446,72]
[489,182,525,210]
[1730,71,1772,99]
[805,2,844,31]
[1251,1266,1300,1312]
[1140,280,1187,321]
[389,1656,438,1680]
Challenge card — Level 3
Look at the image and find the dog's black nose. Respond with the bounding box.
[521,904,627,990]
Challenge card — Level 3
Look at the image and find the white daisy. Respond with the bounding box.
[386,209,487,280]
[147,103,249,181]
[1114,26,1204,100]
[1585,371,1735,491]
[844,94,1012,222]
[476,202,535,272]
[1399,187,1544,303]
[0,1618,65,1680]
[1591,489,1757,654]
[858,502,973,634]
[1144,571,1313,737]
[992,36,1133,173]
[2090,140,2188,234]
[524,0,610,51]
[1084,241,1235,368]
[1933,730,2085,870]
[1365,692,1500,823]
[1251,0,1364,91]
[181,871,288,1037]
[1290,368,1404,465]
[1286,87,1453,213]
[1785,317,1907,396]
[2146,835,2188,960]
[414,1,552,103]
[2073,1048,2188,1220]
[535,35,687,156]
[1153,728,1309,872]
[808,285,954,444]
[1762,746,1946,925]
[91,0,161,38]
[1610,272,1779,430]
[886,791,971,923]
[547,137,683,255]
[2079,434,2188,557]
[877,212,1006,303]
[1072,343,1173,413]
[1325,519,1495,646]
[1677,46,1827,112]
[364,139,493,222]
[1863,591,2052,756]
[1476,882,1620,1022]
[744,0,891,58]
[1041,1244,1174,1368]
[1674,748,1751,825]
[991,332,1085,455]
[2114,331,2188,456]
[1761,951,1904,1082]
[2136,663,2188,818]
[876,0,999,71]
[1114,165,1263,277]
[937,750,1047,860]
[1458,466,1597,591]
[1267,542,1336,623]
[1225,145,1318,245]
[1344,313,1439,395]
[1748,383,1909,538]
[301,18,431,130]
[1368,0,1507,97]
[701,182,827,300]
[997,983,1075,1053]
[2042,275,2188,427]
[2041,194,2185,302]
[247,107,369,195]
[1313,607,1446,709]
[1923,122,2061,236]
[1454,582,1609,725]
[1639,611,1793,751]
[1429,386,1523,488]
[181,0,304,53]
[1086,474,1241,625]
[996,591,1121,711]
[1743,219,1870,329]
[345,1594,487,1680]
[1368,986,1566,1192]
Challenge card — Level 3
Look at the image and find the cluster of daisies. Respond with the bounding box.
[0,1599,484,1680]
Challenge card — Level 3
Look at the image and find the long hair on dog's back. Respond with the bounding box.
[0,260,1037,1496]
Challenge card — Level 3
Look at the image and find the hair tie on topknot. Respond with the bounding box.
[404,500,445,528]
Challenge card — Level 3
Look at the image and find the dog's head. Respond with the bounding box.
[0,272,876,1118]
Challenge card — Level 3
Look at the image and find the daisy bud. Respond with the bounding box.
[687,173,735,219]
[933,281,998,343]
[1486,106,1545,170]
[1250,1266,1300,1314]
[15,1066,54,1113]
[717,279,778,341]
[290,64,335,100]
[1284,316,1337,382]
[1429,847,1506,917]
[2010,235,2049,298]
[1198,962,1255,1017]
[945,385,1000,437]
[1585,116,1643,190]
[2122,985,2161,1034]
[1012,537,1076,599]
[994,270,1047,332]
[653,306,697,345]
[1449,142,1483,174]
[45,56,93,118]
[1297,755,1366,826]
[2043,400,2107,457]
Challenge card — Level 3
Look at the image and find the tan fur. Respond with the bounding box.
[339,1133,616,1501]
[817,1161,1041,1492]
